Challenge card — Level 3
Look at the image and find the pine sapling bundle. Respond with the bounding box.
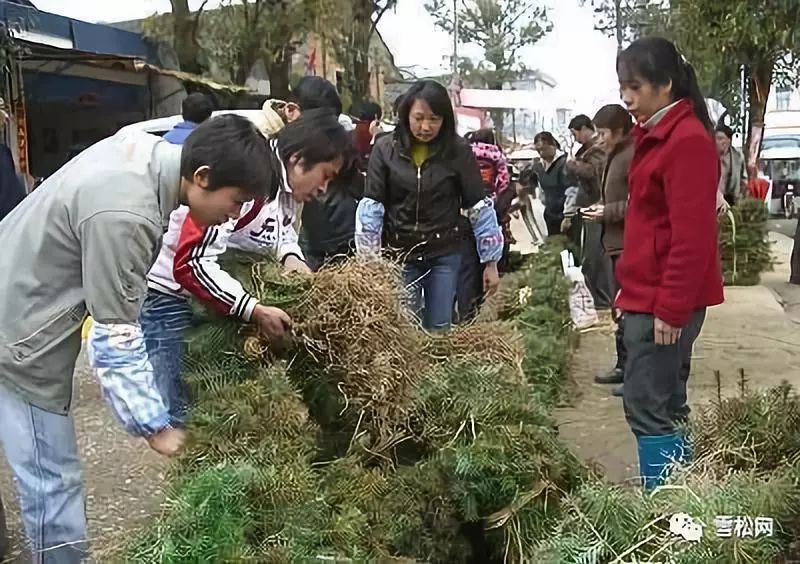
[719,198,773,286]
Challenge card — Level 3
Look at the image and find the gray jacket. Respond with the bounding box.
[0,130,181,413]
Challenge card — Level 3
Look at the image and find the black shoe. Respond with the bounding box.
[611,384,624,397]
[595,367,624,385]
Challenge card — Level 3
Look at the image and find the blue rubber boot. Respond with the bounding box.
[637,433,684,490]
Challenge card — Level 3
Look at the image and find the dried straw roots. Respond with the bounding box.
[290,259,432,425]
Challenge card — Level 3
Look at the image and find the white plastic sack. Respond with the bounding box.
[561,250,598,330]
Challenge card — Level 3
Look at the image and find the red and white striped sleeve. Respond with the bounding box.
[173,212,259,321]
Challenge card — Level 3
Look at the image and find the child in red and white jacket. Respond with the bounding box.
[140,110,347,426]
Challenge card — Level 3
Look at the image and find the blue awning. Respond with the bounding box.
[22,70,147,110]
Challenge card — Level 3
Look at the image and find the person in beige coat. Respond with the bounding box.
[582,104,635,395]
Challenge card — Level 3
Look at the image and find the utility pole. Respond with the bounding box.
[614,0,623,53]
[452,0,459,75]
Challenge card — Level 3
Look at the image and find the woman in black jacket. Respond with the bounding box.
[532,132,570,236]
[355,80,504,331]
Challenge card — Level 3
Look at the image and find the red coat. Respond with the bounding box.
[615,99,724,327]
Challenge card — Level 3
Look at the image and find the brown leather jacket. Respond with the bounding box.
[600,138,634,256]
[567,140,607,208]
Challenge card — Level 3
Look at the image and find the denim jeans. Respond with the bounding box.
[0,383,89,563]
[403,252,462,331]
[138,289,193,426]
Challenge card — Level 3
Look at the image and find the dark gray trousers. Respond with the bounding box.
[622,309,706,436]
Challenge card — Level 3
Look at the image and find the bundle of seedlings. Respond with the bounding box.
[531,456,800,564]
[405,360,588,561]
[719,198,773,286]
[688,377,800,473]
[128,245,584,562]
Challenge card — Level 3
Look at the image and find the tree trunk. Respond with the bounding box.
[349,0,373,105]
[170,0,202,74]
[745,61,773,179]
[266,52,292,100]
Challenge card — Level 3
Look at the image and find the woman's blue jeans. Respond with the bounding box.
[403,252,462,331]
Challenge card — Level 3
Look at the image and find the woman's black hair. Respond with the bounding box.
[593,104,634,135]
[395,80,457,155]
[617,36,713,132]
[290,76,342,116]
[533,131,561,151]
[465,128,497,146]
[277,108,349,169]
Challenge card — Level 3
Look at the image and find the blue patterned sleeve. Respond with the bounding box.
[87,321,171,437]
[466,197,505,264]
[355,197,385,256]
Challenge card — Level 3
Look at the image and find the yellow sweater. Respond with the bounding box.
[411,142,429,168]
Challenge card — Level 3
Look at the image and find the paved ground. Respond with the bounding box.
[555,232,800,484]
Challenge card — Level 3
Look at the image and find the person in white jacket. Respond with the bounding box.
[141,109,348,425]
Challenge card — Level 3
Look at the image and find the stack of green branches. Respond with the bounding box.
[126,241,588,562]
[719,198,773,285]
[531,380,800,563]
[479,238,575,407]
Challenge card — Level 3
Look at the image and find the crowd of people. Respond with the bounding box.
[0,34,786,562]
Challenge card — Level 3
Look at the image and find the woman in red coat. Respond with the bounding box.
[615,37,724,489]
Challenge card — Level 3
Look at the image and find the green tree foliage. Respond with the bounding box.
[143,0,330,97]
[581,0,666,51]
[318,0,398,107]
[426,0,551,136]
[426,0,551,89]
[658,0,800,165]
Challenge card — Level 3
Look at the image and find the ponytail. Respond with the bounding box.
[676,60,714,132]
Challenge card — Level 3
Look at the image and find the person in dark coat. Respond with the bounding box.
[566,114,613,308]
[294,77,363,271]
[532,132,569,236]
[584,104,635,395]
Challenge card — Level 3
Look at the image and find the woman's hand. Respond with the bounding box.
[283,255,311,275]
[581,205,605,223]
[483,262,500,294]
[654,316,681,345]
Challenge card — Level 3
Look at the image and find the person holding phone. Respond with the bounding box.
[583,105,635,397]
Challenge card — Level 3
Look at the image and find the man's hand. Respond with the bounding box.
[251,304,292,343]
[283,255,311,275]
[147,427,186,457]
[560,216,572,233]
[654,317,681,346]
[483,262,500,294]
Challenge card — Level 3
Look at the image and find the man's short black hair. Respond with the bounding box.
[568,114,595,131]
[277,108,350,171]
[181,114,272,198]
[715,124,734,140]
[182,93,213,124]
[291,76,342,116]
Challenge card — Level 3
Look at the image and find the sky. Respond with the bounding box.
[32,0,622,111]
